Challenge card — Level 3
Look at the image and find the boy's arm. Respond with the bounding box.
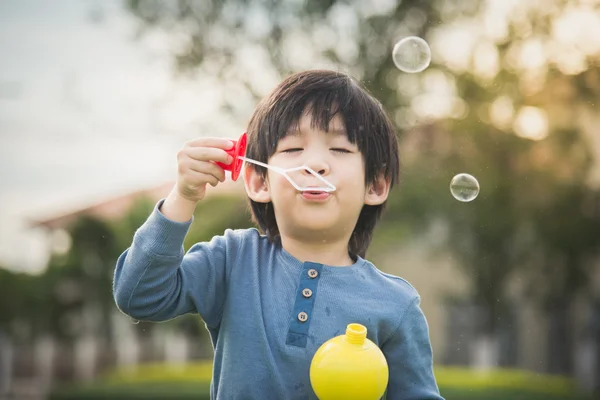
[382,296,445,400]
[113,199,233,328]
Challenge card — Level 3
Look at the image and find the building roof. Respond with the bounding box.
[30,179,246,230]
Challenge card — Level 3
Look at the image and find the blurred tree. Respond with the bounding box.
[184,194,252,248]
[526,182,600,374]
[0,216,119,342]
[0,193,252,348]
[40,215,119,341]
[120,0,600,372]
[0,268,43,339]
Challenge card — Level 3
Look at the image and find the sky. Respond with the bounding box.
[0,0,242,273]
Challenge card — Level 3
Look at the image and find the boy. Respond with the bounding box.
[114,70,443,399]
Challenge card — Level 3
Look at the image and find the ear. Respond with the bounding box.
[244,165,271,203]
[364,174,391,205]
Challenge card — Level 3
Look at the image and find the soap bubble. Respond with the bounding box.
[450,173,480,202]
[392,36,431,73]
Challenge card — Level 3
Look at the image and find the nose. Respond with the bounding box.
[302,158,329,176]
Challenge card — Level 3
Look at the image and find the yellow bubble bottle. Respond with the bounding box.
[309,323,389,400]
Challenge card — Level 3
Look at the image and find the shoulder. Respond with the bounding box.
[352,260,423,343]
[188,227,267,254]
[361,260,421,322]
[208,228,276,260]
[202,227,266,249]
[222,227,263,241]
[361,259,420,303]
[221,227,271,248]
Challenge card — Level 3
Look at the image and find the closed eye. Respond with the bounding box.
[331,148,352,154]
[282,148,303,153]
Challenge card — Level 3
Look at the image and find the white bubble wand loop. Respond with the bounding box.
[239,156,336,193]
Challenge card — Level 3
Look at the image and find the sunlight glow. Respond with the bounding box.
[513,106,548,141]
[410,70,467,121]
[473,41,500,81]
[489,96,515,130]
[50,228,72,255]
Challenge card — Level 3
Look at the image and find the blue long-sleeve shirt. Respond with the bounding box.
[113,200,444,400]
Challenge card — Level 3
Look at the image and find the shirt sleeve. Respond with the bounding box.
[382,296,445,400]
[113,199,238,328]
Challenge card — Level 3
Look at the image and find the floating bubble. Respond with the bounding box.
[392,36,431,73]
[450,173,480,202]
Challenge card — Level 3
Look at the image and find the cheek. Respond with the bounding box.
[339,167,366,191]
[338,177,367,203]
[267,171,291,195]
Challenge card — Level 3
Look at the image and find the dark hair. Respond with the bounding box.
[245,70,400,258]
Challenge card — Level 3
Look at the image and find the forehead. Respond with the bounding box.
[285,111,347,138]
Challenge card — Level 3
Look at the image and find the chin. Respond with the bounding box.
[293,217,339,233]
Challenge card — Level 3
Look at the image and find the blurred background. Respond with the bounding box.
[1,0,599,399]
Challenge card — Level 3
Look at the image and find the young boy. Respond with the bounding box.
[113,70,443,399]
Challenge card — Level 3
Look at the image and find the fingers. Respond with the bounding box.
[185,137,235,150]
[179,168,220,193]
[183,146,233,164]
[186,169,220,188]
[179,158,226,182]
[175,137,236,202]
[188,160,227,183]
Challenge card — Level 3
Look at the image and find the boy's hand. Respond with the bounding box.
[160,138,234,222]
[176,137,234,202]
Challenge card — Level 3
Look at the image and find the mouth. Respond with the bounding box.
[300,190,331,201]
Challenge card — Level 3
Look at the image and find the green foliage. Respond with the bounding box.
[0,269,43,329]
[110,196,156,249]
[184,194,254,250]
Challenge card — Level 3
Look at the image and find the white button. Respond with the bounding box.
[298,311,308,322]
[308,269,318,278]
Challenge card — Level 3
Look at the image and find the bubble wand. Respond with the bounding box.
[216,132,336,193]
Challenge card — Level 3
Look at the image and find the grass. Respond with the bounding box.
[435,366,578,395]
[49,362,593,400]
[49,382,211,400]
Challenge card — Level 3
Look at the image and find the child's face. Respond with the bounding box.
[245,111,389,242]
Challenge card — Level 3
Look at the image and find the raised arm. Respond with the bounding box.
[113,136,238,326]
[114,199,239,327]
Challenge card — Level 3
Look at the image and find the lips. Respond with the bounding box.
[301,190,330,201]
